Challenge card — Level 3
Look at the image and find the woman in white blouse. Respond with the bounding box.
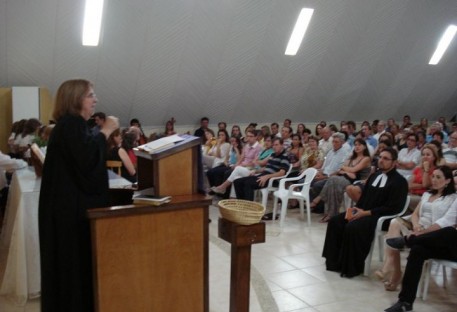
[376,165,457,291]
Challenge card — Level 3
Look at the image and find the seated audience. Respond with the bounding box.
[319,127,333,156]
[163,117,176,136]
[129,118,147,145]
[418,117,428,133]
[107,129,137,182]
[280,126,293,149]
[287,134,304,175]
[315,123,324,139]
[374,120,386,141]
[361,124,377,149]
[202,129,216,156]
[260,125,271,138]
[311,138,371,222]
[377,166,456,291]
[322,147,408,278]
[416,130,426,149]
[207,130,261,197]
[17,118,42,159]
[443,131,457,169]
[9,120,27,158]
[123,131,138,167]
[296,123,307,139]
[408,144,441,196]
[91,111,106,135]
[211,134,274,196]
[206,136,242,189]
[231,125,242,139]
[400,115,413,130]
[218,121,227,131]
[194,117,210,143]
[300,135,324,170]
[426,122,448,144]
[234,137,289,201]
[202,129,230,170]
[270,122,280,137]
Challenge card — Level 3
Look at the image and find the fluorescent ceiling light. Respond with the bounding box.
[429,24,457,65]
[82,0,105,46]
[285,8,314,56]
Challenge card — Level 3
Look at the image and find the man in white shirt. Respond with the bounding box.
[396,133,421,180]
[373,120,386,142]
[319,127,333,156]
[311,132,348,213]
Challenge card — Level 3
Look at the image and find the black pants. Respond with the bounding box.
[399,227,457,304]
[206,165,230,187]
[233,174,266,201]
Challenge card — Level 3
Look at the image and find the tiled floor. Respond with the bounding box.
[1,201,456,311]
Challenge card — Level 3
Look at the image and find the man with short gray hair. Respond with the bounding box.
[310,132,349,213]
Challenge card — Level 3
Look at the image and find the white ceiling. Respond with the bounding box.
[1,0,457,127]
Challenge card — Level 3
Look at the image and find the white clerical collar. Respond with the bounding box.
[372,172,388,188]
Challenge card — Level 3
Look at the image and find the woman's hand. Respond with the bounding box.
[423,161,430,173]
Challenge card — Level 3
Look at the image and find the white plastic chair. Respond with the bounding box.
[364,195,410,276]
[417,259,457,300]
[259,164,293,210]
[272,168,318,227]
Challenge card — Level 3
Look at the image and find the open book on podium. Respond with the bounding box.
[136,134,185,154]
[134,134,201,196]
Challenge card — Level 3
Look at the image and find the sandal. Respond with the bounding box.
[384,272,402,291]
[374,270,392,282]
[384,280,400,291]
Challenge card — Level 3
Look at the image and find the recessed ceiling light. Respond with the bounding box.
[429,24,457,65]
[82,0,105,46]
[285,8,314,56]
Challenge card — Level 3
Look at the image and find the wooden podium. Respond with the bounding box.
[88,135,210,312]
[88,195,211,312]
[134,135,201,196]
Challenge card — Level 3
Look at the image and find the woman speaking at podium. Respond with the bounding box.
[39,79,118,312]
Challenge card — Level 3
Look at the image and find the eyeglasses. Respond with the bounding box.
[86,93,97,98]
[379,156,393,161]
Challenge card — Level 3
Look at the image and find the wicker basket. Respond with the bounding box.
[218,199,265,225]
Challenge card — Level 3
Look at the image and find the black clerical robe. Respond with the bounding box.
[39,114,109,312]
[322,169,408,277]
